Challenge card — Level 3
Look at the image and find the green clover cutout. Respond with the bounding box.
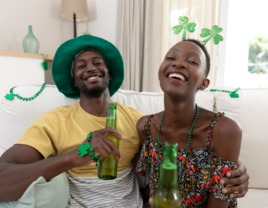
[230,92,239,98]
[200,25,224,45]
[42,62,48,70]
[5,93,15,101]
[172,16,197,40]
[78,142,90,157]
[230,87,240,98]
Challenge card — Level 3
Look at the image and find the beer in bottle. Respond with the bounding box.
[98,103,119,180]
[152,141,182,208]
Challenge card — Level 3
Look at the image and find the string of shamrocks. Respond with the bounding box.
[172,16,224,45]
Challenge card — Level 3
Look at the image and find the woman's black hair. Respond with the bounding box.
[183,39,210,77]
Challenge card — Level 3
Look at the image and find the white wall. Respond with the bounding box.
[0,0,118,55]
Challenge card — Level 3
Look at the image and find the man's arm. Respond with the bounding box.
[0,145,75,202]
[0,127,122,202]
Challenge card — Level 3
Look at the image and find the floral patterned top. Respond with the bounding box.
[136,113,238,208]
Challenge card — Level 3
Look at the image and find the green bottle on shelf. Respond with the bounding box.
[152,141,182,208]
[98,103,119,180]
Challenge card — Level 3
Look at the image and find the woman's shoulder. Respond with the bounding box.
[136,112,163,144]
[209,113,242,162]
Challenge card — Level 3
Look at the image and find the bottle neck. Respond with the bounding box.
[28,25,33,36]
[105,109,117,129]
[158,151,177,189]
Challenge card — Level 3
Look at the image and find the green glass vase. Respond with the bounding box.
[22,25,39,53]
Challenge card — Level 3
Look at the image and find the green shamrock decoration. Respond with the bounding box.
[78,142,90,157]
[230,88,240,98]
[172,16,196,40]
[5,93,15,101]
[41,54,48,70]
[200,25,224,45]
[42,61,48,70]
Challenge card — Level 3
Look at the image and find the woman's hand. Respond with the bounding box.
[220,161,249,198]
[70,128,122,168]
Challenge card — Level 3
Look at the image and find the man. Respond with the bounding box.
[0,35,249,207]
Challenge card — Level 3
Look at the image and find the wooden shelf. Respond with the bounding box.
[0,50,54,61]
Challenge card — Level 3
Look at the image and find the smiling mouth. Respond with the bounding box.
[168,73,186,81]
[83,74,103,81]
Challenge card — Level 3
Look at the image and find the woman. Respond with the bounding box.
[136,39,241,208]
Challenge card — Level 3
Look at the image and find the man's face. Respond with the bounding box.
[72,50,110,97]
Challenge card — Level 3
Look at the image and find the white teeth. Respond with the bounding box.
[168,73,185,81]
[89,76,99,80]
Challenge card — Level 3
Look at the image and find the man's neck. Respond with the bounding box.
[79,91,113,117]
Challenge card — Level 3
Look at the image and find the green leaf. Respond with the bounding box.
[179,16,188,24]
[186,23,196,33]
[200,28,211,37]
[213,34,224,45]
[78,142,90,157]
[172,25,183,34]
[212,25,223,33]
[5,93,15,101]
[230,92,239,98]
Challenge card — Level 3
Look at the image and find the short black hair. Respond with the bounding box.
[182,39,210,77]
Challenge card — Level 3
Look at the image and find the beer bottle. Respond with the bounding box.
[152,141,182,208]
[98,103,119,180]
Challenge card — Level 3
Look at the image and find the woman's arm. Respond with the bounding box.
[207,115,242,208]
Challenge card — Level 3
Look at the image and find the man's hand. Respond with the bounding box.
[71,127,122,168]
[220,161,249,198]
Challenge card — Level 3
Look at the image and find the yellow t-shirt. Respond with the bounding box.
[15,102,144,177]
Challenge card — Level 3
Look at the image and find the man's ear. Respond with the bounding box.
[72,75,77,87]
[109,73,112,80]
[198,78,210,90]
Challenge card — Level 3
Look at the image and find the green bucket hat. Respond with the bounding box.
[52,35,124,98]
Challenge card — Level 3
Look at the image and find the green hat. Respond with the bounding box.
[52,35,124,98]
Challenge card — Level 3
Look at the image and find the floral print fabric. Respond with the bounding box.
[136,113,238,208]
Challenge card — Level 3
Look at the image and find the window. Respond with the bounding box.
[217,0,268,88]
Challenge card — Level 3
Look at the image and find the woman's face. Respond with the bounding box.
[158,41,209,99]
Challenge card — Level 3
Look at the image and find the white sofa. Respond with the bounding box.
[0,85,267,207]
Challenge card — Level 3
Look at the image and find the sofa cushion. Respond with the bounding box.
[111,89,214,115]
[0,85,214,152]
[213,87,268,188]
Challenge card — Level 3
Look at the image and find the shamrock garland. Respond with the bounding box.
[5,83,46,101]
[172,16,196,40]
[200,25,224,45]
[210,88,240,98]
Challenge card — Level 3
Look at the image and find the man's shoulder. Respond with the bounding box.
[115,102,144,125]
[41,103,79,119]
[116,102,144,116]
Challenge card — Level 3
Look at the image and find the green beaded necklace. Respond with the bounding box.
[156,103,199,187]
[5,83,46,101]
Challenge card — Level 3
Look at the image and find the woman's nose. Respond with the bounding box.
[172,59,187,69]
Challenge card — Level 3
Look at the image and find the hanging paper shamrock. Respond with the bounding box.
[200,25,224,45]
[172,16,196,40]
[41,53,48,70]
